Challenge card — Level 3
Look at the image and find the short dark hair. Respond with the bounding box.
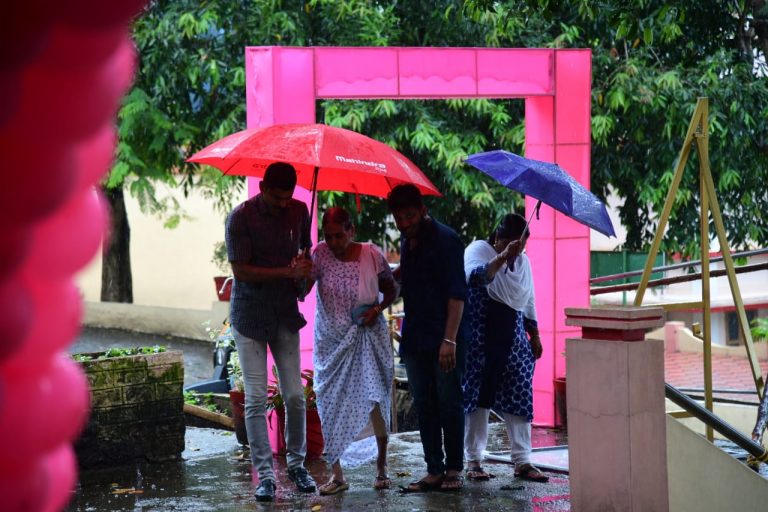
[489,213,529,244]
[262,162,297,190]
[322,207,353,231]
[387,183,423,211]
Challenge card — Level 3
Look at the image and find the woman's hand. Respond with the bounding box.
[500,240,522,267]
[361,305,382,327]
[529,333,543,359]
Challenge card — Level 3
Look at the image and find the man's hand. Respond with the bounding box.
[439,340,457,372]
[529,334,543,360]
[288,256,312,280]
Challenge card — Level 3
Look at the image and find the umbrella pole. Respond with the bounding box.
[308,166,319,229]
[523,200,542,238]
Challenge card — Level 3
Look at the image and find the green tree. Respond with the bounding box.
[110,0,768,301]
[465,0,768,256]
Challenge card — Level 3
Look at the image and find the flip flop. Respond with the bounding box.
[514,463,550,483]
[439,474,464,491]
[466,466,494,481]
[398,477,443,494]
[374,475,391,490]
[319,479,349,495]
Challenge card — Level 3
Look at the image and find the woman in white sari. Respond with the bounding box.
[461,213,548,483]
[310,207,398,495]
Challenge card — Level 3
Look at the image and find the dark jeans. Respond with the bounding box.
[402,340,466,475]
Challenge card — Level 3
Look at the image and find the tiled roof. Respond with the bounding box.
[665,350,768,403]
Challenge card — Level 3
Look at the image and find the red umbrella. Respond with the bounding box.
[187,123,440,215]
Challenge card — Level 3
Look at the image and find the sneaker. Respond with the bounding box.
[287,466,317,493]
[254,479,276,502]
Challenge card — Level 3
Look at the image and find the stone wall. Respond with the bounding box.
[74,350,185,468]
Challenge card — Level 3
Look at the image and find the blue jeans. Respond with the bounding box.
[233,326,306,483]
[402,340,466,475]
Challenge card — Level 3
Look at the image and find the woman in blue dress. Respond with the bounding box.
[461,213,548,483]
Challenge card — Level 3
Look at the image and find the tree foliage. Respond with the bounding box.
[120,0,768,261]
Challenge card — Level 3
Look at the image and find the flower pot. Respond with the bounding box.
[268,407,324,460]
[213,276,232,301]
[229,390,248,445]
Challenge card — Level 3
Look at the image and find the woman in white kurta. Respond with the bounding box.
[311,207,398,495]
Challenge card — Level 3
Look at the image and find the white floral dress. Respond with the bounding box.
[312,242,394,466]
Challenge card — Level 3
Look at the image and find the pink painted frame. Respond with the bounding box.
[245,46,591,427]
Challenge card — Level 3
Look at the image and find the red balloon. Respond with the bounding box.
[0,37,136,144]
[55,0,148,29]
[0,458,49,512]
[40,443,78,512]
[72,122,117,193]
[2,277,81,374]
[0,227,33,279]
[0,354,90,465]
[0,275,34,364]
[26,187,108,279]
[0,137,76,228]
[36,23,126,70]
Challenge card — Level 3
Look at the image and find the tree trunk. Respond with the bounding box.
[101,186,133,303]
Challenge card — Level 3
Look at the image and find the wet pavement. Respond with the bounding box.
[67,424,569,511]
[68,327,571,511]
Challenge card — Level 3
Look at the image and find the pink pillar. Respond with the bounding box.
[245,46,592,427]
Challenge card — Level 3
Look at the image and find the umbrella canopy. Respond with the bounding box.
[187,123,440,198]
[465,150,616,237]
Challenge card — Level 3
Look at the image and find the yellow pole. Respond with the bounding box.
[634,99,705,305]
[695,99,714,441]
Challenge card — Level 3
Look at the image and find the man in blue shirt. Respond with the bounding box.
[387,184,468,492]
[225,162,317,501]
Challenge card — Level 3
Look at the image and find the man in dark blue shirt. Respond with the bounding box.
[225,162,317,501]
[387,184,468,492]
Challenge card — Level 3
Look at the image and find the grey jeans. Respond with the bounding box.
[233,326,307,483]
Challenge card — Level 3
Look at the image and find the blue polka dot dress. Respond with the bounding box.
[312,242,394,466]
[462,263,537,422]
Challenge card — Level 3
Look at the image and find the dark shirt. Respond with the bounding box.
[398,217,469,355]
[224,194,311,341]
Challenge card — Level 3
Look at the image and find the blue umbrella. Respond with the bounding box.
[465,150,616,237]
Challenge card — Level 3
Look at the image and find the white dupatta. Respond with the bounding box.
[464,240,536,321]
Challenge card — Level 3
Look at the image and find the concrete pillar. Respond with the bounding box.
[565,306,668,512]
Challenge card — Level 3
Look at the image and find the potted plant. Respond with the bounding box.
[212,241,232,301]
[227,351,248,446]
[267,367,324,459]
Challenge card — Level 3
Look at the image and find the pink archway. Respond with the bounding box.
[246,46,591,426]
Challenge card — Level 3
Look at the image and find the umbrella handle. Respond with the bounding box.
[506,200,542,274]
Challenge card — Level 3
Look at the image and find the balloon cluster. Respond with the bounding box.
[0,2,146,510]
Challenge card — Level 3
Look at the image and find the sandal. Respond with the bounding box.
[514,463,549,483]
[374,475,391,490]
[319,479,349,495]
[398,476,443,494]
[439,474,464,491]
[466,465,493,481]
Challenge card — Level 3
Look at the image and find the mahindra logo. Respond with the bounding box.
[335,155,387,171]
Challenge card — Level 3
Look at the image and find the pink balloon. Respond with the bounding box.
[2,277,81,373]
[40,443,78,512]
[72,122,117,193]
[0,354,90,465]
[0,227,32,279]
[36,23,126,70]
[26,187,108,279]
[0,36,136,143]
[0,137,76,228]
[0,275,34,364]
[0,458,49,512]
